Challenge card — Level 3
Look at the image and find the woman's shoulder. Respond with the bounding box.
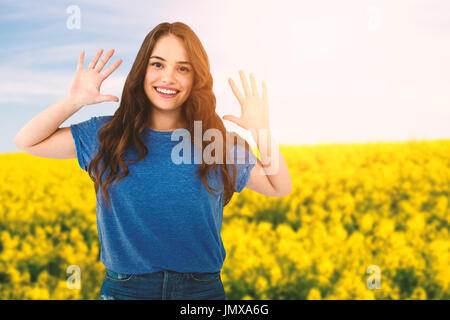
[95,115,114,125]
[85,115,114,133]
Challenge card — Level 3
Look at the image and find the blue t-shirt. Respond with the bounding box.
[70,115,257,274]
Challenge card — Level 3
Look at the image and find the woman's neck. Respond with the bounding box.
[147,115,187,132]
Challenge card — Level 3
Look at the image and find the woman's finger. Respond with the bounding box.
[249,73,259,97]
[96,94,119,103]
[101,59,123,79]
[88,48,104,69]
[262,80,268,101]
[239,70,251,97]
[95,49,115,73]
[77,51,85,70]
[222,115,245,128]
[228,78,245,111]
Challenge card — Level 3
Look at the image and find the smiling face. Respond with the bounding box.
[144,34,194,114]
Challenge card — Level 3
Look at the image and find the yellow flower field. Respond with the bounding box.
[0,139,449,299]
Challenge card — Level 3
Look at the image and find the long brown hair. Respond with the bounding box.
[87,22,252,211]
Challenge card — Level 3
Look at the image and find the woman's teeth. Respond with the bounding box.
[155,87,178,95]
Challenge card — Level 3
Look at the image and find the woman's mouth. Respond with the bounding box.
[153,87,179,99]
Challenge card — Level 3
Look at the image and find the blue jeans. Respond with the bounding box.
[100,268,226,300]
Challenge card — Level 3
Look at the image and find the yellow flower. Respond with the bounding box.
[410,287,427,300]
[255,276,269,294]
[361,213,374,232]
[307,288,321,300]
[269,265,282,286]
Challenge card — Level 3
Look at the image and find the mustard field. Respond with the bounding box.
[0,139,449,299]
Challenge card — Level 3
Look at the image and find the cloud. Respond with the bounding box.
[3,43,112,68]
[0,2,62,21]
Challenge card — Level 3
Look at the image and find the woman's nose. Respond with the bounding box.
[161,67,177,82]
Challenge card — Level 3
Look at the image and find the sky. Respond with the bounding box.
[1,0,449,153]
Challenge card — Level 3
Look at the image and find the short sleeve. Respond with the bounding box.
[229,142,258,193]
[70,116,102,172]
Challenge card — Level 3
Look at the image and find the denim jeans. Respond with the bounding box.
[100,268,226,300]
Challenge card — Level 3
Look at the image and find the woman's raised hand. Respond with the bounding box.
[67,49,122,107]
[223,70,270,132]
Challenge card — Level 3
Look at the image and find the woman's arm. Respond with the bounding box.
[223,70,292,197]
[14,96,82,148]
[246,128,292,197]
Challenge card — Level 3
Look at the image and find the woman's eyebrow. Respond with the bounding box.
[150,55,192,66]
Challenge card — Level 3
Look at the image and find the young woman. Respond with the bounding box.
[14,22,292,300]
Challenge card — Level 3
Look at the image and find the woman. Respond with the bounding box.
[14,22,292,300]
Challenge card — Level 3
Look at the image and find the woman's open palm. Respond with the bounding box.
[68,49,122,106]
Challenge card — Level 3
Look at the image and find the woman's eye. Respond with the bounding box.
[151,62,190,72]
